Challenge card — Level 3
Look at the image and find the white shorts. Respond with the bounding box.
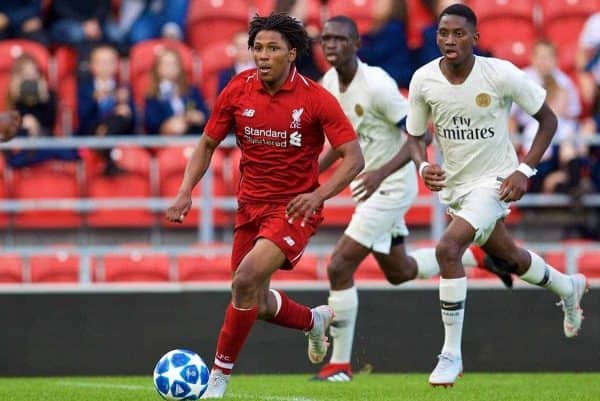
[447,186,510,246]
[344,188,416,254]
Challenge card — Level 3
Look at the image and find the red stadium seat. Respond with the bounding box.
[469,0,538,55]
[577,250,600,278]
[327,0,376,35]
[354,254,386,281]
[129,39,198,108]
[541,0,599,69]
[187,0,250,52]
[406,0,435,49]
[0,254,23,283]
[54,46,78,135]
[11,161,82,229]
[177,252,232,281]
[0,40,51,111]
[85,147,155,228]
[29,249,80,283]
[272,253,321,281]
[0,157,9,228]
[252,0,321,28]
[198,40,235,106]
[157,146,233,228]
[488,39,535,69]
[97,247,171,282]
[543,250,566,272]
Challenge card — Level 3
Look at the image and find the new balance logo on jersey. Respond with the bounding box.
[290,108,304,128]
[283,236,296,246]
[290,131,302,147]
[242,108,255,117]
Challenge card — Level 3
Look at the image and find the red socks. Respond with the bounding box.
[268,289,314,331]
[213,303,258,374]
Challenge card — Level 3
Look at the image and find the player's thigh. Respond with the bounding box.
[481,219,528,266]
[373,237,411,273]
[328,234,371,275]
[448,186,509,247]
[438,216,477,258]
[344,190,411,255]
[235,238,287,287]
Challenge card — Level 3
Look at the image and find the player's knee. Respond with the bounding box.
[327,254,356,283]
[436,240,463,265]
[231,269,259,298]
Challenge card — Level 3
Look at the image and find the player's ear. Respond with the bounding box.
[472,30,480,47]
[288,48,297,63]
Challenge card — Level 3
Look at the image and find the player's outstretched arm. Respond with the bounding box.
[353,131,434,201]
[286,139,364,226]
[499,102,557,202]
[165,135,219,223]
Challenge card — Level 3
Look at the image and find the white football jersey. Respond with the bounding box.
[406,56,546,204]
[322,60,416,196]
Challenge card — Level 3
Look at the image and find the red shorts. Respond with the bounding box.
[231,202,323,271]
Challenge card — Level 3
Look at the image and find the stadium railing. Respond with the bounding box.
[0,135,598,283]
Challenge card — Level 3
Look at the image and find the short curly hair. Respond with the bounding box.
[248,12,311,56]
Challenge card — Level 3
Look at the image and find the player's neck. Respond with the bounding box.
[440,54,476,85]
[336,57,358,92]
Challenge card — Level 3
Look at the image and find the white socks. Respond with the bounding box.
[411,248,478,279]
[328,286,358,364]
[520,250,573,298]
[439,277,467,358]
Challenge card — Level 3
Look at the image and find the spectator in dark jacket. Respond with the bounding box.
[144,48,209,136]
[5,54,77,167]
[0,0,48,46]
[77,44,134,175]
[216,31,255,95]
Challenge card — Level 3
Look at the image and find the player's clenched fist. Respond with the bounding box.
[0,111,21,142]
[421,163,446,192]
[165,192,192,223]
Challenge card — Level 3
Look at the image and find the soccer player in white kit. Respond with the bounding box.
[405,4,589,387]
[314,15,513,382]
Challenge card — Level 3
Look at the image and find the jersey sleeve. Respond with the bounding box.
[317,88,358,148]
[203,81,236,142]
[405,72,430,136]
[372,73,409,125]
[500,61,546,116]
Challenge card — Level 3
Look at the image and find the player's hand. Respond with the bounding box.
[422,164,446,192]
[0,111,21,142]
[166,192,192,223]
[352,170,385,202]
[499,171,528,202]
[286,192,323,227]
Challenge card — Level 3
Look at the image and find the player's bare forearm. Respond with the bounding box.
[178,135,219,195]
[315,140,364,201]
[318,146,341,173]
[378,131,433,178]
[523,102,557,168]
[406,133,429,168]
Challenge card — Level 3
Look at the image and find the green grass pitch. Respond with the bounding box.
[0,373,598,401]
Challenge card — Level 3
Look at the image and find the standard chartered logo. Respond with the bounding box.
[243,126,302,148]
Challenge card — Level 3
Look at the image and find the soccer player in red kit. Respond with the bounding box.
[166,13,364,399]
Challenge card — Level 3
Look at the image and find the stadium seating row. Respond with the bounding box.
[1,242,598,284]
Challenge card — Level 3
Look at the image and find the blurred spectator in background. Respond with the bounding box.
[77,44,134,175]
[144,48,209,136]
[512,41,582,194]
[47,0,118,62]
[576,12,600,131]
[5,54,77,167]
[357,0,412,88]
[217,32,255,94]
[111,0,189,54]
[274,0,324,81]
[0,0,48,46]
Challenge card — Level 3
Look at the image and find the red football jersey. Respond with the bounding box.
[205,67,357,203]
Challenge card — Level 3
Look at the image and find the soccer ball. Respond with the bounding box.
[153,349,210,400]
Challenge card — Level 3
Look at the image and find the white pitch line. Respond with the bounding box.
[58,381,322,401]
